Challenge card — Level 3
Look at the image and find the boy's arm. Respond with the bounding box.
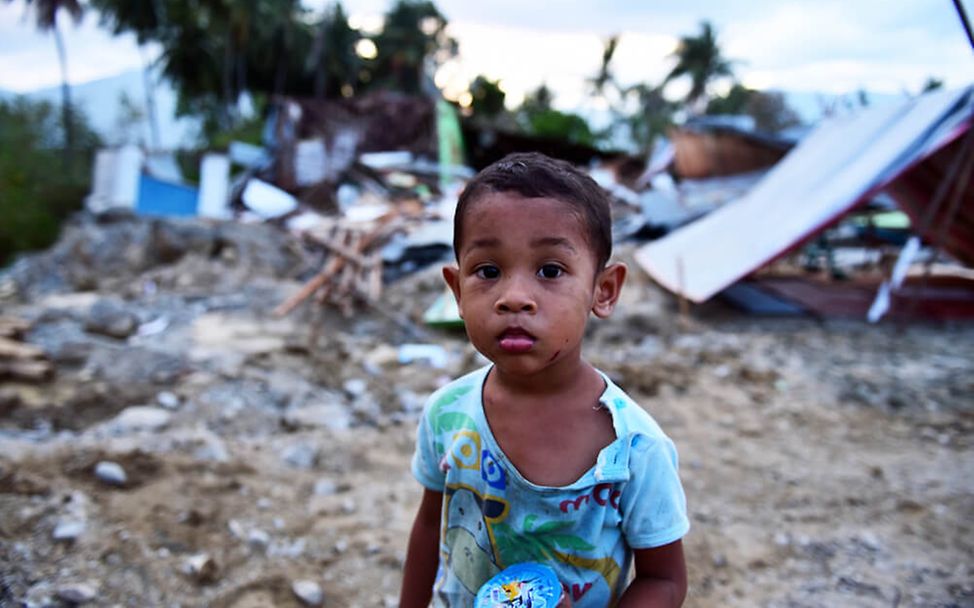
[399,488,444,608]
[617,540,687,607]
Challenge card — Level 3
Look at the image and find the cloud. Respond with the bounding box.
[0,6,146,92]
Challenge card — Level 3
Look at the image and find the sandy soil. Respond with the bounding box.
[1,221,972,608]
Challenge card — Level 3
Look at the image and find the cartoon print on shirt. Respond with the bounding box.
[429,383,477,454]
[442,484,509,593]
[450,430,481,471]
[492,514,623,604]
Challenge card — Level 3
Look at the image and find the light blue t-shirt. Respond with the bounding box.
[411,366,690,607]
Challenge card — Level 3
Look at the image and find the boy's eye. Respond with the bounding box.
[475,265,500,279]
[538,264,564,279]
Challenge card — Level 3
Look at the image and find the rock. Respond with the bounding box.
[185,553,219,584]
[85,299,139,339]
[156,391,181,409]
[109,406,172,433]
[56,582,98,604]
[342,378,368,397]
[282,404,351,432]
[53,520,86,541]
[364,344,398,370]
[313,479,338,497]
[398,390,425,413]
[292,579,324,607]
[94,461,127,486]
[227,519,246,540]
[247,528,270,551]
[281,443,319,470]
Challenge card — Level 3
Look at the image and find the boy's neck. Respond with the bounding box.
[487,355,601,400]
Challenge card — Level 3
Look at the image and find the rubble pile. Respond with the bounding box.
[0,213,972,607]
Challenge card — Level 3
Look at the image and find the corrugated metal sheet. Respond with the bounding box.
[635,85,974,303]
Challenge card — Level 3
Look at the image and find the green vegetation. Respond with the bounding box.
[0,97,100,267]
[0,2,811,264]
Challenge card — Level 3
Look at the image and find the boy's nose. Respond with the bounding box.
[495,277,537,313]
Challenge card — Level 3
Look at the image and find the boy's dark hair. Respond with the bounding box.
[453,152,612,269]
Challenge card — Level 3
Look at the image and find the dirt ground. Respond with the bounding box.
[1,215,972,607]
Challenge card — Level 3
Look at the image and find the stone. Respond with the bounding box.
[94,461,127,486]
[109,406,172,433]
[281,443,318,470]
[53,520,86,541]
[282,404,351,432]
[342,378,368,397]
[292,579,324,607]
[56,582,98,604]
[85,298,139,339]
[247,528,270,551]
[313,479,338,497]
[186,553,219,584]
[156,391,181,409]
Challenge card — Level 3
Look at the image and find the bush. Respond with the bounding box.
[0,97,101,266]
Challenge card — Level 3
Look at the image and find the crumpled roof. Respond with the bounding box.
[635,85,974,303]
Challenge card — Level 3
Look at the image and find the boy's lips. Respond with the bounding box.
[497,327,535,353]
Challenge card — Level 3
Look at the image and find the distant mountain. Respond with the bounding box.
[21,68,200,150]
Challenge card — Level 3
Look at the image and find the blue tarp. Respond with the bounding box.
[136,174,198,217]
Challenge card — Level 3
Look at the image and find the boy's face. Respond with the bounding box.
[443,192,625,379]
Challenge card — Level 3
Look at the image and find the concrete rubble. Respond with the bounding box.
[0,209,971,607]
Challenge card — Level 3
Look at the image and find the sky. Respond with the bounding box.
[1,0,972,114]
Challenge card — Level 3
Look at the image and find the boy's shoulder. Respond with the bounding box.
[598,370,670,443]
[420,365,488,420]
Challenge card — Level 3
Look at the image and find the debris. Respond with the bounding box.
[247,527,271,551]
[94,461,128,487]
[281,443,319,470]
[292,579,324,607]
[282,404,351,432]
[0,317,54,383]
[85,299,139,339]
[197,153,231,219]
[313,479,338,497]
[56,582,98,605]
[636,86,974,308]
[108,406,172,434]
[136,316,170,337]
[398,343,450,369]
[274,213,403,317]
[185,553,219,584]
[52,520,86,542]
[156,391,181,410]
[241,179,300,219]
[423,288,462,328]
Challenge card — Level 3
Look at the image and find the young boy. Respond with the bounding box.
[400,153,689,607]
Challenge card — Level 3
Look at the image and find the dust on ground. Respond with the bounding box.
[1,213,971,607]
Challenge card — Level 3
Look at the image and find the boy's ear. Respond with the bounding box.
[442,264,463,318]
[592,262,627,319]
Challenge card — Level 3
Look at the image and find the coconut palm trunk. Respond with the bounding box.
[51,17,74,169]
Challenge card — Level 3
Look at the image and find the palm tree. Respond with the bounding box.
[664,21,733,111]
[308,2,360,99]
[90,0,165,148]
[587,35,620,100]
[7,0,83,167]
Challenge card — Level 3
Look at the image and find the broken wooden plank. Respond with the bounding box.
[0,336,45,360]
[0,359,54,382]
[274,213,403,316]
[0,316,31,340]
